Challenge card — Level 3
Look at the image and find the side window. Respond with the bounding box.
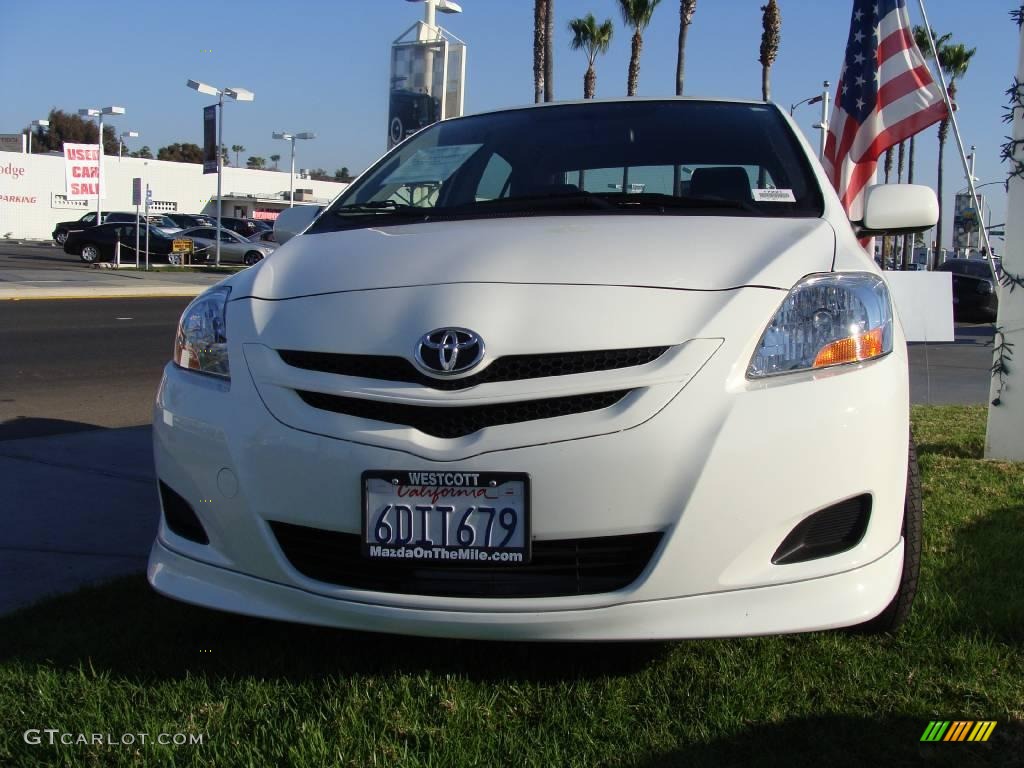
[475,154,512,201]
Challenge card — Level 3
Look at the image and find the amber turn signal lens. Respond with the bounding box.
[813,327,885,368]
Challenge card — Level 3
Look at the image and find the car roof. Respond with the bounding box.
[460,96,772,120]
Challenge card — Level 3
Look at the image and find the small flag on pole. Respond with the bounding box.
[824,0,948,220]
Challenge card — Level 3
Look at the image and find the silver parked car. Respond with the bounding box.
[176,226,277,266]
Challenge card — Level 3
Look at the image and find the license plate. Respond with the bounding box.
[362,471,530,564]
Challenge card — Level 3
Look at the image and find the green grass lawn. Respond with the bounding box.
[1,406,1021,767]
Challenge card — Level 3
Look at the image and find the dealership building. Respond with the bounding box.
[0,151,347,241]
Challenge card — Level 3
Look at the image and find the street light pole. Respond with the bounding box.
[119,131,139,160]
[187,80,254,267]
[216,88,224,266]
[27,119,49,154]
[273,132,316,208]
[79,106,125,223]
[789,81,829,159]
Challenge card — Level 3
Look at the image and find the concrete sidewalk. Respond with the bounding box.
[0,241,226,299]
[0,427,159,614]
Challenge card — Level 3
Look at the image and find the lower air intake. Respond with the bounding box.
[158,480,209,545]
[772,494,872,565]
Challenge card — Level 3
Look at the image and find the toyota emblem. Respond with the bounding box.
[414,328,485,376]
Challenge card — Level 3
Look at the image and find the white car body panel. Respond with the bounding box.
[149,99,911,640]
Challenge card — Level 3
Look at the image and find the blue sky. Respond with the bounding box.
[2,0,1018,247]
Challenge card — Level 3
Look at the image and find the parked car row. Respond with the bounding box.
[176,226,276,266]
[62,221,278,266]
[935,258,999,323]
[52,212,273,246]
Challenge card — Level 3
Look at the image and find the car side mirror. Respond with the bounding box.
[852,184,938,237]
[274,205,321,244]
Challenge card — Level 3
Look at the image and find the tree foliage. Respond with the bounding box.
[618,0,662,97]
[246,156,267,169]
[676,0,698,96]
[569,13,614,99]
[25,109,118,154]
[759,0,781,101]
[157,143,204,163]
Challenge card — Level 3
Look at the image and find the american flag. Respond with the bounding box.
[824,0,948,219]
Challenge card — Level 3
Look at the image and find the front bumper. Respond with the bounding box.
[149,537,904,640]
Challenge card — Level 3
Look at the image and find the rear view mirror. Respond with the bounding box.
[853,184,938,237]
[274,205,321,244]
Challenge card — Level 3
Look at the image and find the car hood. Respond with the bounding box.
[230,215,836,299]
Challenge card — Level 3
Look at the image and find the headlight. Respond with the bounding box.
[173,286,230,378]
[747,273,893,378]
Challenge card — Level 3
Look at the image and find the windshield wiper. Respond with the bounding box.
[335,200,426,216]
[599,192,758,214]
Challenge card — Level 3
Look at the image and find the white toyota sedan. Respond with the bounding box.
[149,98,936,640]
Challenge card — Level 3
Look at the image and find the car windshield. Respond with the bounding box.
[311,100,823,233]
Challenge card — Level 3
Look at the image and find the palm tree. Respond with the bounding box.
[534,0,547,103]
[618,0,662,97]
[897,141,907,266]
[545,0,555,102]
[759,1,781,101]
[881,147,894,268]
[270,153,281,170]
[231,144,245,167]
[934,42,976,253]
[676,0,697,96]
[569,14,614,99]
[909,26,950,255]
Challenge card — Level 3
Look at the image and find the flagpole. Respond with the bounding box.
[915,0,996,274]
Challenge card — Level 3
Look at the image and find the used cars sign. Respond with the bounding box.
[63,143,103,200]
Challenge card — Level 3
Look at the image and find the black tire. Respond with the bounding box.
[855,435,922,634]
[243,251,264,267]
[79,243,102,263]
[54,231,68,246]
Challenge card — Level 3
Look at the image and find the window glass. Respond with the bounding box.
[314,100,823,233]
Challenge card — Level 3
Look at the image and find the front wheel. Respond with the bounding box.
[855,435,922,634]
[167,253,182,266]
[80,243,101,263]
[243,251,264,267]
[55,232,68,246]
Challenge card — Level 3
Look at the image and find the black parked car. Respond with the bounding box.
[52,211,110,245]
[935,259,999,323]
[63,223,191,264]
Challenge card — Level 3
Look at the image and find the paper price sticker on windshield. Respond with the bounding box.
[382,144,483,186]
[753,188,796,203]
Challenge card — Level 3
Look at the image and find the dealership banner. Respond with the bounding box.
[203,105,217,174]
[64,143,104,200]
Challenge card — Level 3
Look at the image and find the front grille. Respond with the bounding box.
[296,389,630,439]
[278,346,669,391]
[772,494,872,565]
[269,521,663,598]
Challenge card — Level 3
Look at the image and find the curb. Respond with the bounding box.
[0,287,206,301]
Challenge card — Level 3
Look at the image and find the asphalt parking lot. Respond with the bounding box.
[0,240,223,299]
[0,243,999,614]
